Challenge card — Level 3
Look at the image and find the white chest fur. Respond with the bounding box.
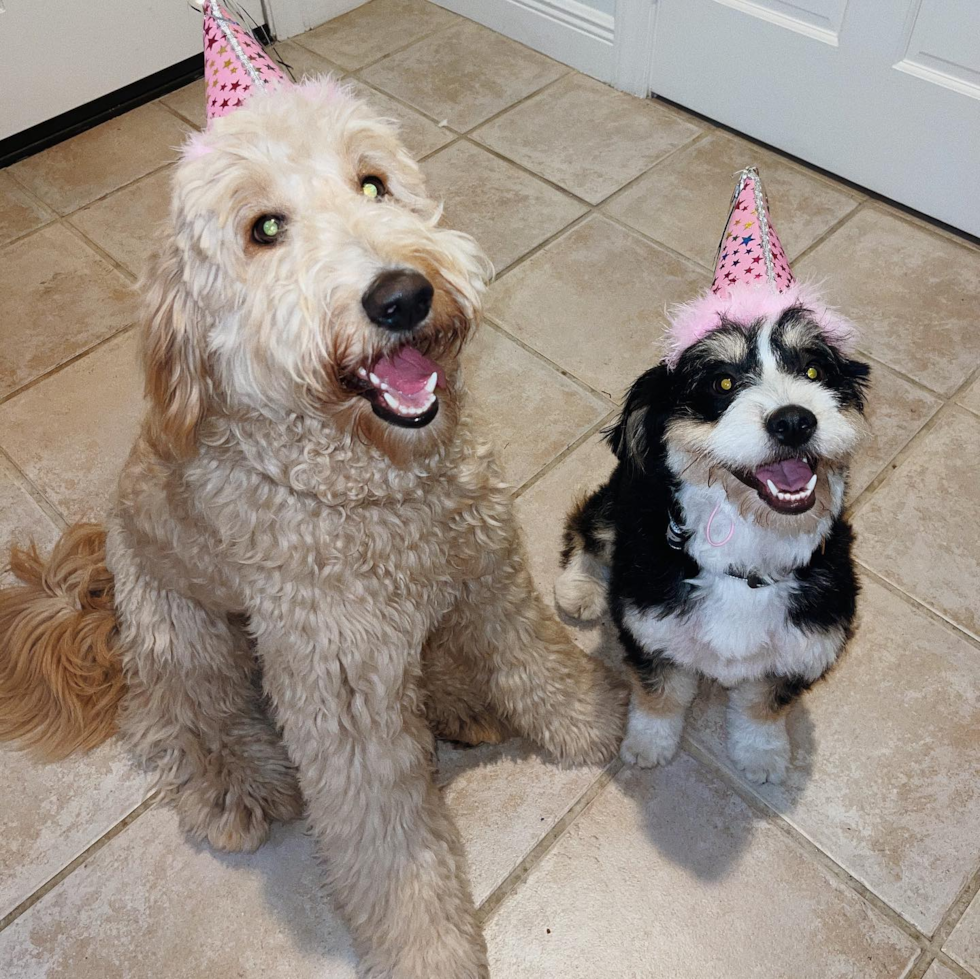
[623,481,841,685]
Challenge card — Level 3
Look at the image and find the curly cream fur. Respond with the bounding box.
[0,80,626,978]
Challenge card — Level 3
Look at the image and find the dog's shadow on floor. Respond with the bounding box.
[557,615,817,884]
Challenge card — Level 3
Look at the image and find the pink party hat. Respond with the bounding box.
[203,1,289,123]
[665,167,854,368]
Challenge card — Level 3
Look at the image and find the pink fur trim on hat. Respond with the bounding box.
[664,280,856,369]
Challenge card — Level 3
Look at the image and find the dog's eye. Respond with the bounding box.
[714,376,735,394]
[252,214,285,246]
[361,175,386,200]
[805,364,822,381]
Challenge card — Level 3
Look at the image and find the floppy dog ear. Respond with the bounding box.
[604,363,673,468]
[140,242,209,461]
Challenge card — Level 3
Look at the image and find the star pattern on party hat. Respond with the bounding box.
[203,1,289,123]
[710,167,794,297]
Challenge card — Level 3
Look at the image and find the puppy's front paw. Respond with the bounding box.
[619,709,683,769]
[727,718,790,785]
[554,556,608,621]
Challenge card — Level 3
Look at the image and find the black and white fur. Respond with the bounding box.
[556,306,870,783]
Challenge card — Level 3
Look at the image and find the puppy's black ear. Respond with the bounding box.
[840,357,871,412]
[604,363,673,468]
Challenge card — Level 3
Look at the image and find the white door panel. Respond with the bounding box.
[0,0,203,140]
[648,0,980,235]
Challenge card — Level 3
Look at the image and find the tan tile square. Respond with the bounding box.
[299,0,458,71]
[349,81,454,160]
[270,39,343,81]
[69,167,173,276]
[0,809,358,979]
[474,73,701,204]
[0,172,54,245]
[462,327,607,489]
[0,741,147,919]
[850,363,941,499]
[798,207,980,396]
[854,409,980,638]
[0,332,144,524]
[605,130,859,266]
[958,375,980,416]
[688,579,980,932]
[361,20,566,133]
[422,141,586,271]
[490,216,705,399]
[159,78,207,128]
[0,747,600,975]
[437,741,601,905]
[10,104,188,215]
[946,894,980,975]
[485,754,918,978]
[0,463,59,586]
[0,225,138,398]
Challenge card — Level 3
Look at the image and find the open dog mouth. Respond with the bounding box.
[733,458,819,515]
[351,346,445,428]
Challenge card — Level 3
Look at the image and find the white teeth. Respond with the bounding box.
[369,372,382,387]
[383,392,399,409]
[356,367,368,378]
[805,473,818,493]
[425,372,438,393]
[767,479,779,497]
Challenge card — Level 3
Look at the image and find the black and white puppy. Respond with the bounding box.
[556,305,870,783]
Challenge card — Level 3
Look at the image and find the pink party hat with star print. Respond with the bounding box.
[664,167,854,368]
[203,0,290,123]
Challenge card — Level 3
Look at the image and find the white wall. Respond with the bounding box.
[578,0,615,14]
[1,0,202,139]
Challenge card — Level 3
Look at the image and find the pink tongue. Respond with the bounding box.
[755,458,815,492]
[372,347,445,396]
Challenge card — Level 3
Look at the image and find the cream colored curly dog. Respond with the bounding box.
[0,80,626,978]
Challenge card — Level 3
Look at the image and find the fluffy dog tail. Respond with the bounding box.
[0,524,124,760]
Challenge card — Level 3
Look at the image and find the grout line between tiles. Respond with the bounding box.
[906,950,937,979]
[790,198,867,267]
[476,758,622,925]
[487,209,594,281]
[483,312,614,404]
[0,447,69,534]
[0,793,158,934]
[0,324,137,410]
[418,135,461,163]
[333,15,467,78]
[156,97,203,131]
[61,220,139,283]
[600,208,719,275]
[513,407,617,501]
[679,738,930,949]
[937,950,980,979]
[854,563,980,653]
[931,859,980,951]
[848,397,973,520]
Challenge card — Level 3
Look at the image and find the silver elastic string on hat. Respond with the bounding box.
[206,0,264,87]
[745,167,777,288]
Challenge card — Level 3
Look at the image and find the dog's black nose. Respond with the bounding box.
[766,405,818,448]
[362,270,433,332]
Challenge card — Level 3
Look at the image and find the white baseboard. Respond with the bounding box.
[267,0,370,40]
[429,0,615,83]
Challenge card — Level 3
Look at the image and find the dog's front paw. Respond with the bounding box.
[554,559,607,621]
[727,718,791,785]
[619,708,683,769]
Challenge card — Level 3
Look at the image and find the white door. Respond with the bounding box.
[644,0,980,237]
[0,0,203,140]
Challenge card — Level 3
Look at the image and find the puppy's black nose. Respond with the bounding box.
[766,405,818,448]
[362,270,433,332]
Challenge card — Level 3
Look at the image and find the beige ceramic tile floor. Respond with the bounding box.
[1,2,979,977]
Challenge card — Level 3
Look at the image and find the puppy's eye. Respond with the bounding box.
[361,175,386,199]
[805,364,822,381]
[714,376,734,394]
[252,214,285,245]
